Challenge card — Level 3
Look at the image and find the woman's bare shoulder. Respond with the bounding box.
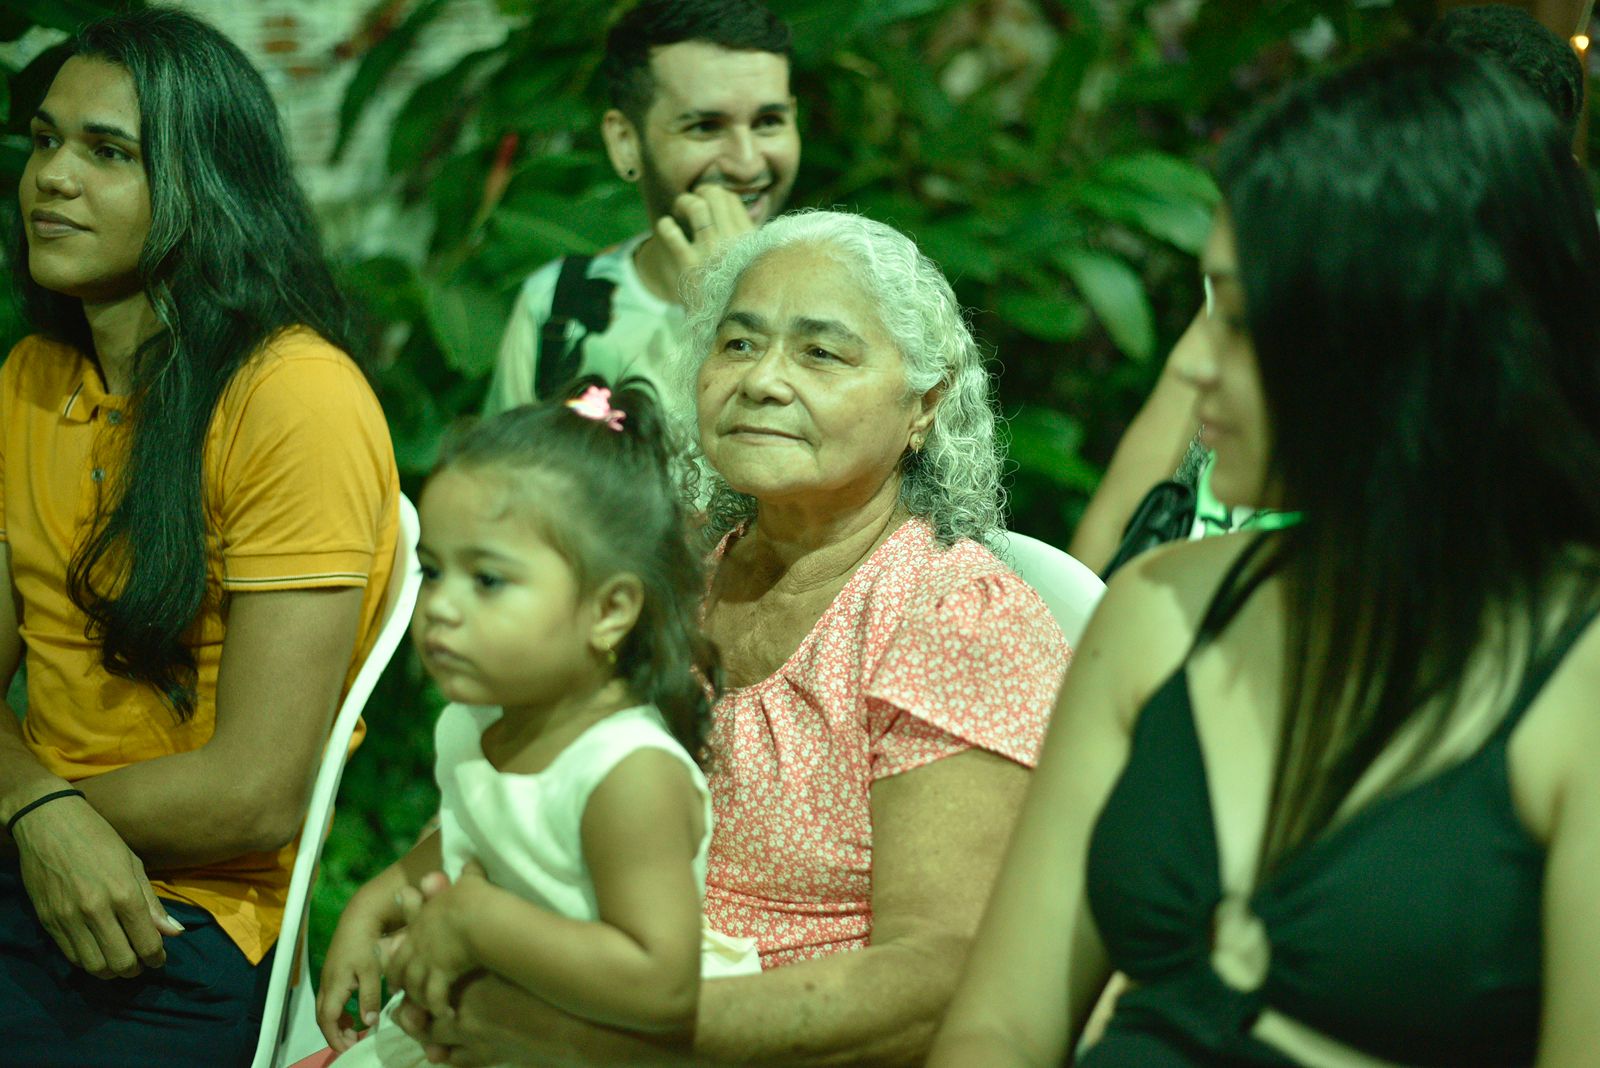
[1085,534,1267,695]
[1110,532,1260,622]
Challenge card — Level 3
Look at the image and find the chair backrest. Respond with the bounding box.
[997,530,1106,647]
[252,493,421,1068]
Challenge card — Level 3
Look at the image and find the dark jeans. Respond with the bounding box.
[0,861,273,1067]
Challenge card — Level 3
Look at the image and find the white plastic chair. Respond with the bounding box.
[251,493,421,1068]
[997,531,1106,647]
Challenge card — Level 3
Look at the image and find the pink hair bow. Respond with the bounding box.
[565,385,626,431]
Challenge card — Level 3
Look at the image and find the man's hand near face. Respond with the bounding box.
[654,186,758,300]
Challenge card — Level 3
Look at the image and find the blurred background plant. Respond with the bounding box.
[4,0,1586,990]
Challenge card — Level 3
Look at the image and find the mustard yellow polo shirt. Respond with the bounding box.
[0,328,399,963]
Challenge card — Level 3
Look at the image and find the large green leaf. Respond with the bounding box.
[1028,31,1100,164]
[480,207,603,278]
[1097,153,1220,208]
[421,277,508,378]
[476,52,587,134]
[913,219,1000,285]
[1004,405,1100,491]
[1067,177,1214,254]
[426,151,492,241]
[1057,248,1156,362]
[332,0,451,162]
[1065,156,1218,253]
[993,291,1089,344]
[387,45,503,175]
[340,255,423,324]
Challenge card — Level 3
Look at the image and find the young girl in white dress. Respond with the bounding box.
[316,379,757,1067]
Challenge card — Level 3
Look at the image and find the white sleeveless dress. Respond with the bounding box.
[334,703,759,1068]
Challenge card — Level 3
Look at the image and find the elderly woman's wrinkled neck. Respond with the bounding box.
[738,491,911,596]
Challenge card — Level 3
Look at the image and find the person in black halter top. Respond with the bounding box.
[931,44,1600,1067]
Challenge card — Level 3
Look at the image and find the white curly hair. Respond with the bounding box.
[677,209,1006,547]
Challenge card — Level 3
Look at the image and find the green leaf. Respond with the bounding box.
[476,43,586,133]
[332,0,451,162]
[1004,405,1100,491]
[993,292,1089,343]
[1096,152,1220,207]
[426,151,491,242]
[1066,154,1219,253]
[421,278,507,378]
[387,45,502,175]
[1068,181,1214,254]
[1028,32,1100,163]
[339,255,423,324]
[479,208,602,279]
[4,0,125,32]
[852,0,961,31]
[913,219,999,285]
[1057,248,1156,362]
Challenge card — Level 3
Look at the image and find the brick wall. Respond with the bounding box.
[172,0,513,258]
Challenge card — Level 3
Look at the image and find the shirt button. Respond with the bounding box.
[106,410,122,425]
[91,468,104,482]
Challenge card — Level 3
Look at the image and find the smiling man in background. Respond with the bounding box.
[484,0,800,414]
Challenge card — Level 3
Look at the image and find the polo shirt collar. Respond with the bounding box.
[62,356,125,424]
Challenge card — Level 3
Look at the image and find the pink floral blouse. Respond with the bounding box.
[703,518,1072,968]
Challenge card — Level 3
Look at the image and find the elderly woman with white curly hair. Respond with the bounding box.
[393,210,1070,1067]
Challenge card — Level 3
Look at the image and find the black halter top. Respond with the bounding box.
[1082,571,1597,1066]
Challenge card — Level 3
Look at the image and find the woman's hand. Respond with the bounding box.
[387,863,488,1021]
[12,792,184,979]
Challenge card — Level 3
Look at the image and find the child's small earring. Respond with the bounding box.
[602,644,617,667]
[623,167,637,181]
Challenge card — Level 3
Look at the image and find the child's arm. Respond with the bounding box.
[389,749,705,1034]
[316,828,444,1050]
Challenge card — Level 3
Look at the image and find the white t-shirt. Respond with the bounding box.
[483,234,689,418]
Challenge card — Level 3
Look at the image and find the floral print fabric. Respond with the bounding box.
[703,518,1071,967]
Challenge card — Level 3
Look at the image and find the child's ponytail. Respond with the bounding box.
[568,376,720,756]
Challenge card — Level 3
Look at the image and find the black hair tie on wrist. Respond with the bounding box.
[6,788,86,835]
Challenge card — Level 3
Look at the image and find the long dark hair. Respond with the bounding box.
[9,9,359,719]
[1213,45,1600,870]
[429,377,719,756]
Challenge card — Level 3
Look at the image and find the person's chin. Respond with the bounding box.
[428,667,490,706]
[1209,466,1271,512]
[717,464,808,501]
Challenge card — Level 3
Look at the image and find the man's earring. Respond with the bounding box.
[623,167,637,180]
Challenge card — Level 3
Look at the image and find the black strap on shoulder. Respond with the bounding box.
[1193,530,1281,651]
[1101,480,1196,581]
[1492,599,1600,739]
[535,255,617,399]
